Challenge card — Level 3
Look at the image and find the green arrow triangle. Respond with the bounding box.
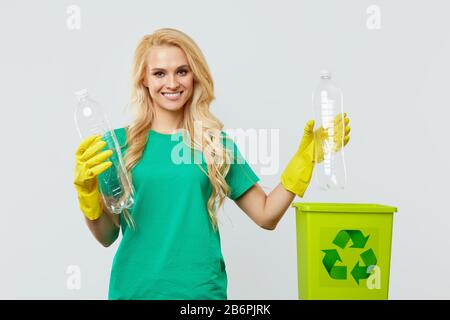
[351,261,370,284]
[332,231,351,249]
[322,249,342,274]
[347,230,370,248]
[360,248,377,266]
[330,266,347,280]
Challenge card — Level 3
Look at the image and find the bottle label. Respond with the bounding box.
[320,90,336,176]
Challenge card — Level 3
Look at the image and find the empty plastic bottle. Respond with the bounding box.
[74,89,134,214]
[312,70,347,190]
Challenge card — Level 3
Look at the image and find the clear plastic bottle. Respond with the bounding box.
[312,70,347,190]
[74,88,134,214]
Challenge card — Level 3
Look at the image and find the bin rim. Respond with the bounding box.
[291,202,397,213]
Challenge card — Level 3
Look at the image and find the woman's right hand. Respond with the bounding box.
[73,135,113,220]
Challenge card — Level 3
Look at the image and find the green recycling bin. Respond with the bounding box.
[292,202,398,300]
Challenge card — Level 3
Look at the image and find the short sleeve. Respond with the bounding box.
[222,132,260,200]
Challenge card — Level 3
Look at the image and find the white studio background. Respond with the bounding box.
[0,0,448,299]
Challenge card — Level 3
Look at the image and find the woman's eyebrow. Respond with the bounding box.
[150,65,189,72]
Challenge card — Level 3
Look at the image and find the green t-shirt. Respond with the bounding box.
[99,127,260,300]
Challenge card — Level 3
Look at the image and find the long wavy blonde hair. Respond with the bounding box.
[120,28,234,232]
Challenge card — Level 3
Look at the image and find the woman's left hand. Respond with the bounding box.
[280,113,351,197]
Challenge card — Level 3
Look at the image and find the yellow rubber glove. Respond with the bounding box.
[281,113,351,197]
[314,113,350,163]
[73,135,113,220]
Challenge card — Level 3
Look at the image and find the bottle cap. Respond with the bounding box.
[75,88,89,101]
[320,70,331,79]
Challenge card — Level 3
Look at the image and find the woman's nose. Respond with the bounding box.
[165,75,179,89]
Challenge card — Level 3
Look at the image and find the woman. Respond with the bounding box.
[73,28,350,300]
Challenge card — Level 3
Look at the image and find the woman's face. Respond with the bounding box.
[144,45,194,113]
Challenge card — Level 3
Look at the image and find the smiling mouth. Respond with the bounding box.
[162,91,183,97]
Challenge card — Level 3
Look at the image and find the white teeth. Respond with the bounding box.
[163,92,181,97]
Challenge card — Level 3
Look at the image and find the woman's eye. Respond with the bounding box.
[154,70,188,77]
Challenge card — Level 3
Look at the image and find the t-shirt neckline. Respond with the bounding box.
[149,129,183,137]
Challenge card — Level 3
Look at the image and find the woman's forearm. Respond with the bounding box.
[263,183,296,229]
[84,210,120,247]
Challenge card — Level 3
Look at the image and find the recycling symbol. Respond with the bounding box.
[322,230,377,284]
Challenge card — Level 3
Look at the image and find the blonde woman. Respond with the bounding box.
[73,28,351,300]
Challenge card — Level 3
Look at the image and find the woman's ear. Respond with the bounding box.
[142,67,149,88]
[142,76,148,88]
